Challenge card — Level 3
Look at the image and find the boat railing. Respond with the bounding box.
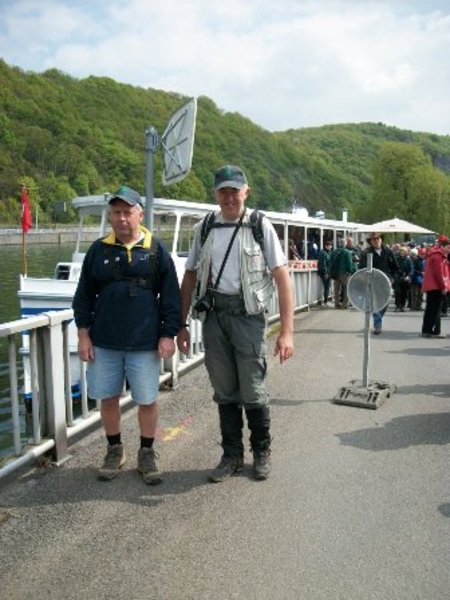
[0,263,321,482]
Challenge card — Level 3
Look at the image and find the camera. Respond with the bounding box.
[194,290,214,313]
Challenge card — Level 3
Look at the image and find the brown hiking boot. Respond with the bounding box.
[137,447,163,485]
[98,444,126,481]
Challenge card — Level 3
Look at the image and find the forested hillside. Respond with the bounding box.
[1,58,450,229]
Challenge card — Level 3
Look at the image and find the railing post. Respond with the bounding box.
[165,351,179,389]
[42,311,68,462]
[7,334,21,455]
[63,321,74,427]
[29,329,42,444]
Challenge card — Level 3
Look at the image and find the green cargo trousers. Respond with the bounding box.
[202,292,269,408]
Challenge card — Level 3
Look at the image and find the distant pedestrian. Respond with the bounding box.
[330,238,356,309]
[317,240,333,306]
[409,248,425,311]
[359,232,400,335]
[393,245,413,311]
[345,236,360,268]
[421,237,450,338]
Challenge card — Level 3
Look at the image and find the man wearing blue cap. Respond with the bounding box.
[73,185,182,484]
[177,165,294,483]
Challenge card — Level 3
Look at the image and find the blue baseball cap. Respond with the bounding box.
[214,165,248,190]
[109,185,143,207]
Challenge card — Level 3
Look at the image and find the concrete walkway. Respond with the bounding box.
[0,303,449,600]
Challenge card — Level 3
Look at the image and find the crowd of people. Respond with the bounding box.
[316,232,450,337]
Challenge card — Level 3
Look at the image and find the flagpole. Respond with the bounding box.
[22,229,27,276]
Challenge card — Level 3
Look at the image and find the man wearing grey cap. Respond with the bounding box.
[177,165,294,483]
[359,232,400,334]
[73,185,182,484]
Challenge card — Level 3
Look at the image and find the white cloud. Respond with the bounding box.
[0,0,450,134]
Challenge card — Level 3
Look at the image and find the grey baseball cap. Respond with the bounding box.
[214,165,248,190]
[109,185,143,207]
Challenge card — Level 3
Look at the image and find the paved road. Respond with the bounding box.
[0,304,449,600]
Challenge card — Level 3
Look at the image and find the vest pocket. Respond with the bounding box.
[244,246,265,273]
[254,278,275,311]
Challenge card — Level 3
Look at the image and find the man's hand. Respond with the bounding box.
[177,327,190,355]
[271,265,294,364]
[158,337,176,360]
[273,331,294,364]
[77,329,94,362]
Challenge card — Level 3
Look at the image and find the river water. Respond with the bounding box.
[0,243,85,458]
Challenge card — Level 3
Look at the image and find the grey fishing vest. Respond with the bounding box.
[193,213,275,318]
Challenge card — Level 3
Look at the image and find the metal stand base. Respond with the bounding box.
[333,379,396,409]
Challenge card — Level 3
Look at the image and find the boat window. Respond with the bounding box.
[152,212,203,256]
[177,215,202,255]
[55,264,71,280]
[288,225,304,260]
[153,213,177,250]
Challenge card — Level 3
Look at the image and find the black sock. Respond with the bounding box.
[140,436,154,449]
[107,433,121,446]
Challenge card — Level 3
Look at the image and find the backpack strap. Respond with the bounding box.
[200,209,265,251]
[200,212,217,246]
[146,234,159,290]
[249,210,265,251]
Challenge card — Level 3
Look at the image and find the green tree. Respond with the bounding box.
[367,142,433,222]
[407,166,450,234]
[2,59,450,226]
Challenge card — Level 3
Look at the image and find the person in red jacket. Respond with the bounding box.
[421,237,450,338]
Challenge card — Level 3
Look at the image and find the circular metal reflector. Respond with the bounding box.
[347,268,392,313]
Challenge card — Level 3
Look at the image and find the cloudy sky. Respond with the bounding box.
[1,0,449,135]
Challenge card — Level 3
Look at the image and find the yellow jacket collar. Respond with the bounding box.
[102,225,152,248]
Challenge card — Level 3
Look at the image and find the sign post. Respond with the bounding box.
[144,126,159,231]
[143,98,197,231]
[333,255,396,409]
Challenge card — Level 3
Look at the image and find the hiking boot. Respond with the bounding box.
[98,444,126,481]
[253,450,271,481]
[373,326,382,335]
[137,447,163,485]
[208,456,244,483]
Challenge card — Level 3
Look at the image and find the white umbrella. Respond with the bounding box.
[356,217,435,234]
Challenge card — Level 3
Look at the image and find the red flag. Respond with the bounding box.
[21,185,32,233]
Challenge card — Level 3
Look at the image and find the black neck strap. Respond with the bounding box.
[212,210,245,291]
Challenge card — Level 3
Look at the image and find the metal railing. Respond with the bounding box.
[0,266,321,481]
